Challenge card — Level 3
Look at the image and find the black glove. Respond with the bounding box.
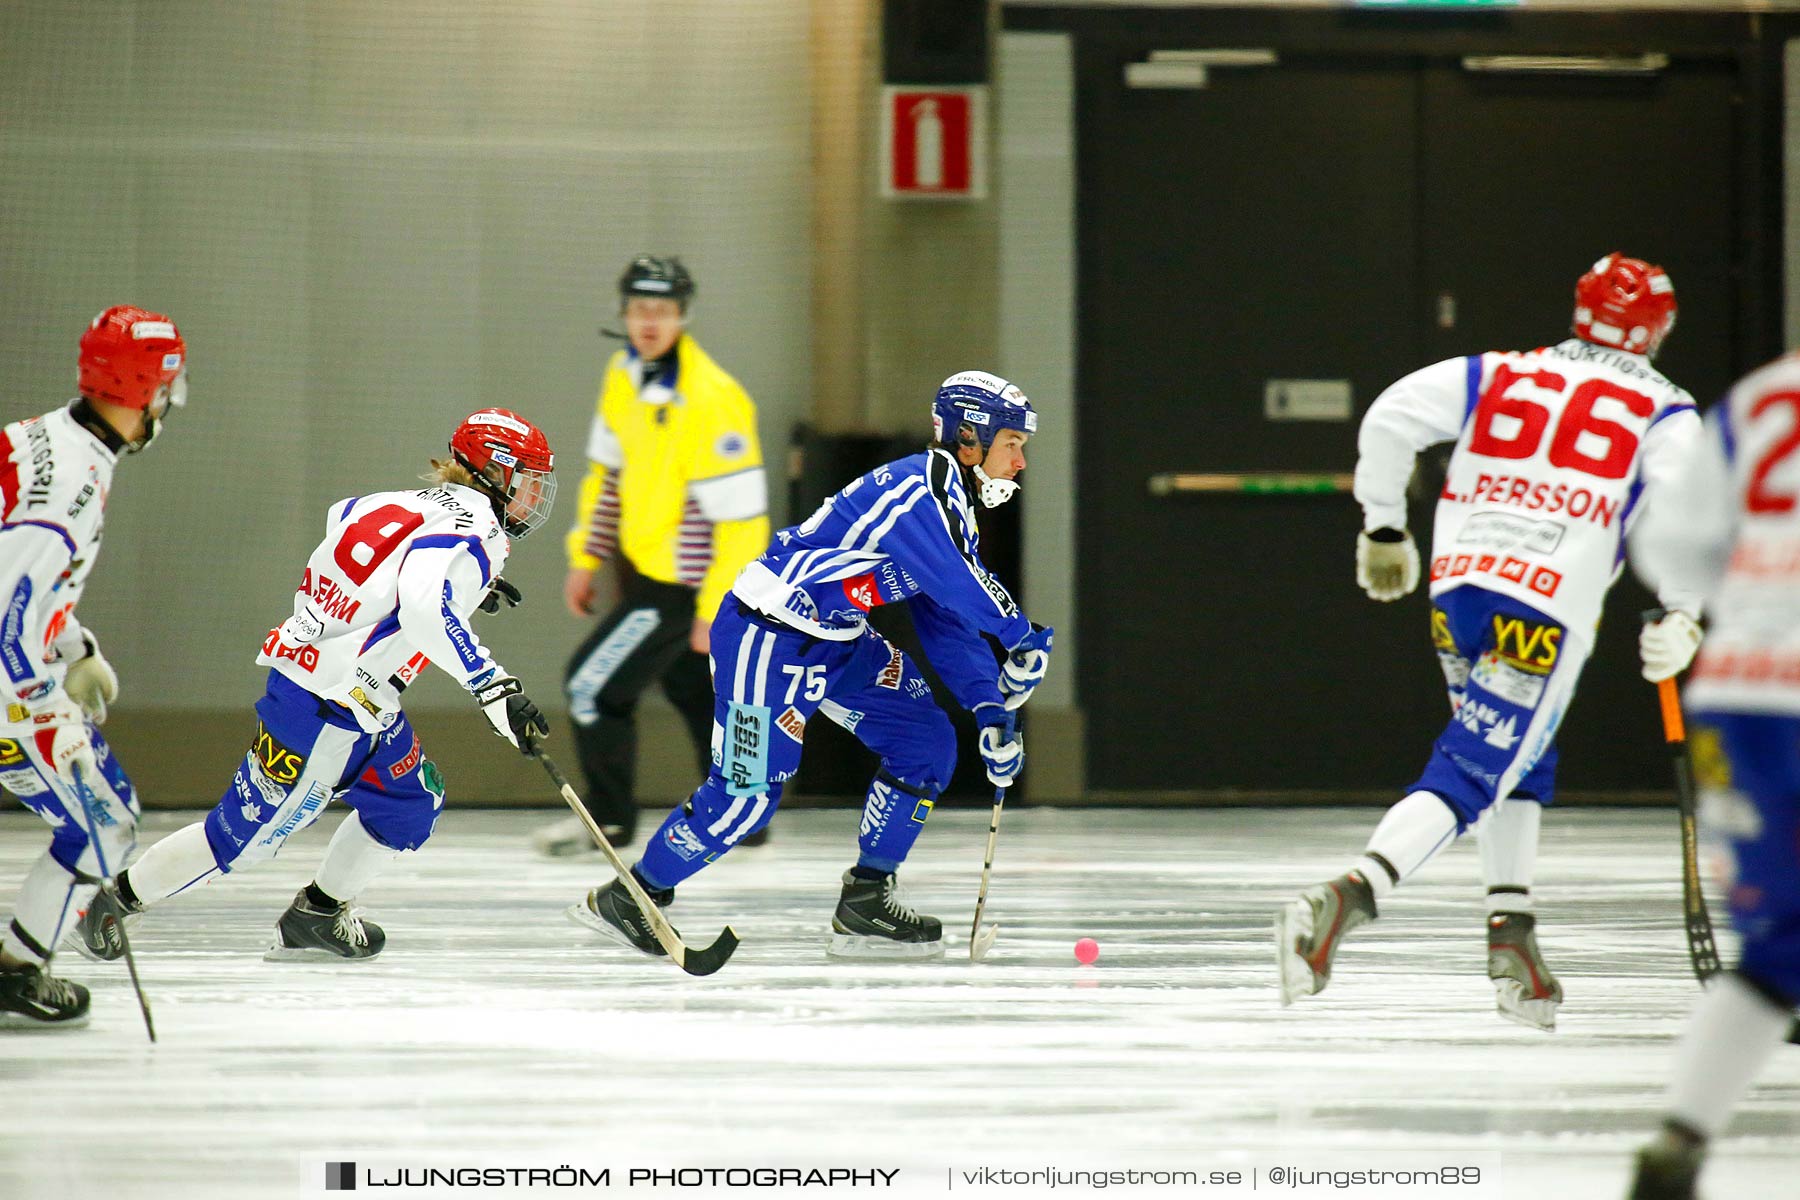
[474,676,548,753]
[479,576,523,615]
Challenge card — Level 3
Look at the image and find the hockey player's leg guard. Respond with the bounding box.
[265,887,386,962]
[829,869,943,960]
[567,869,674,958]
[1276,870,1377,1005]
[635,775,782,891]
[1486,911,1562,1031]
[1627,1125,1705,1200]
[855,770,941,874]
[0,960,89,1027]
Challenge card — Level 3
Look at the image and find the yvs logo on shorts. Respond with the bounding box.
[1489,614,1562,674]
[250,721,307,786]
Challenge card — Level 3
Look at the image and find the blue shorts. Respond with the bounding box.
[1686,709,1800,1006]
[634,602,957,888]
[1410,585,1589,827]
[203,671,446,871]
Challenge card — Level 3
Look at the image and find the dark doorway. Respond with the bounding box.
[1051,17,1774,794]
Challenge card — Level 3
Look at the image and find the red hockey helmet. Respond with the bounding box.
[78,306,186,411]
[449,408,557,538]
[1573,253,1676,358]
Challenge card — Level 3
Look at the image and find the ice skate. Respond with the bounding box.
[0,961,90,1027]
[1627,1130,1704,1199]
[828,870,943,959]
[264,889,386,961]
[1487,912,1562,1031]
[72,887,139,963]
[1276,870,1377,1005]
[532,812,633,857]
[567,872,671,957]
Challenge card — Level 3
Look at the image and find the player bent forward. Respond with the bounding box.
[1277,254,1704,1030]
[74,410,555,962]
[1625,351,1800,1199]
[568,371,1054,959]
[0,307,186,1026]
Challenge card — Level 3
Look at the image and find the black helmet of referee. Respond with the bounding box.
[619,255,695,313]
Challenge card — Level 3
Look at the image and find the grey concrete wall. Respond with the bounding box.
[0,1,811,805]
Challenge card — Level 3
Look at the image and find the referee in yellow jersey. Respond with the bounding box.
[534,257,771,854]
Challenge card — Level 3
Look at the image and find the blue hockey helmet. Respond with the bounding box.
[931,371,1038,453]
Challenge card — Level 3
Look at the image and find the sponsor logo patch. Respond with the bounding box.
[664,819,709,861]
[261,628,320,672]
[842,574,879,611]
[250,721,307,786]
[1470,653,1547,708]
[388,730,423,779]
[466,411,530,435]
[876,646,904,690]
[1489,614,1562,673]
[1456,511,1566,556]
[775,706,806,742]
[0,765,46,796]
[723,702,771,796]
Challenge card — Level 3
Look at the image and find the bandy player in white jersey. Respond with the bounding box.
[1277,253,1706,1031]
[74,410,555,963]
[1626,350,1800,1197]
[0,306,186,1027]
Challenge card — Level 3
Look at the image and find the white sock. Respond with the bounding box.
[312,812,398,902]
[1666,973,1794,1139]
[123,821,225,906]
[1359,790,1460,900]
[1478,799,1541,915]
[2,852,90,965]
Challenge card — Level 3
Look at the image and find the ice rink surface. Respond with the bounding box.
[2,805,1796,1199]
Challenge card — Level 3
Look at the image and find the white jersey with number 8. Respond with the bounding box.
[257,484,510,732]
[1357,338,1701,634]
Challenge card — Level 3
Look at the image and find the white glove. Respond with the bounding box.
[1356,528,1420,602]
[1640,611,1703,682]
[0,692,92,788]
[999,625,1054,712]
[36,709,98,787]
[63,634,118,725]
[977,721,1024,788]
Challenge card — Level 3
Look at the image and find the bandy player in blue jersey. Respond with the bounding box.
[569,371,1054,959]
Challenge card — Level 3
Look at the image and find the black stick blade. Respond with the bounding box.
[676,926,741,977]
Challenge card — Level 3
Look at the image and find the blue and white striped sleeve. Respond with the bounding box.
[880,452,1032,649]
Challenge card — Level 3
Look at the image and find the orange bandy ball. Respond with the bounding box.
[1074,937,1099,965]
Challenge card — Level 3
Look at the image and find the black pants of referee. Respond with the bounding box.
[564,568,713,835]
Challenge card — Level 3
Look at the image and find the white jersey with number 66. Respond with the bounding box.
[1357,338,1701,634]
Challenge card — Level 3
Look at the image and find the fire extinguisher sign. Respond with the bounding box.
[881,85,987,200]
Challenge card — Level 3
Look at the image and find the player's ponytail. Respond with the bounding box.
[422,458,477,488]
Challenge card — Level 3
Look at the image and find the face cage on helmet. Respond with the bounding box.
[126,371,188,454]
[499,468,557,539]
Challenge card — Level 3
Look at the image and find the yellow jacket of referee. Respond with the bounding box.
[565,334,770,621]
